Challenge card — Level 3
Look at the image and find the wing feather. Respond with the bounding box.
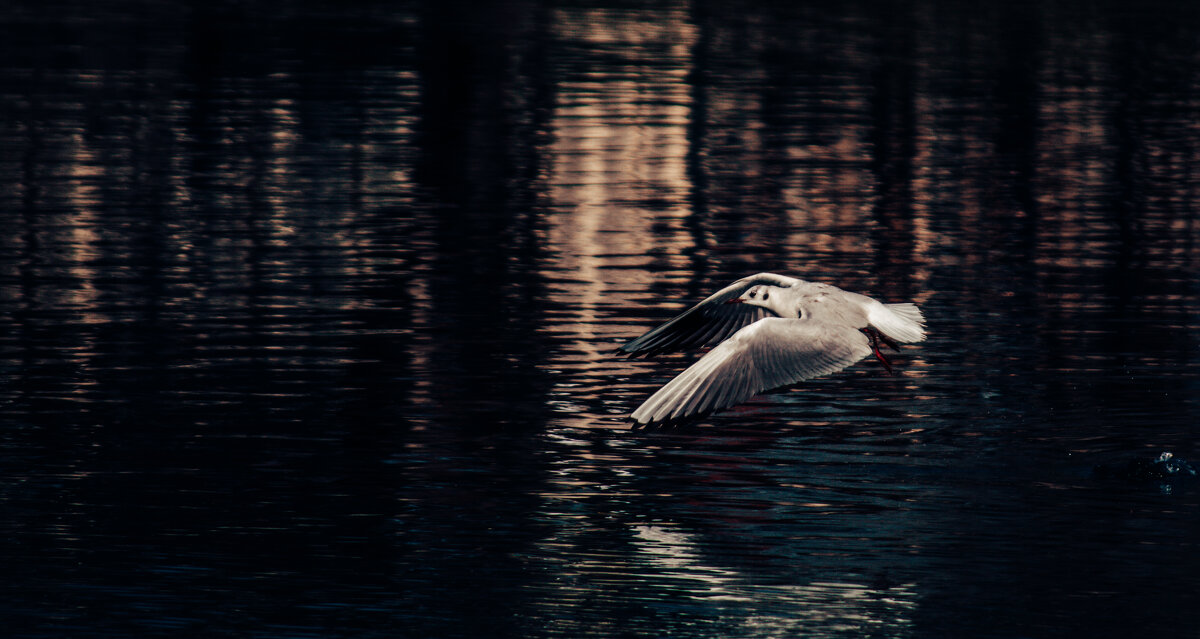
[630,318,873,426]
[618,273,801,356]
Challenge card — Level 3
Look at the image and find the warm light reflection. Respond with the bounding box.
[537,5,700,429]
[63,136,102,321]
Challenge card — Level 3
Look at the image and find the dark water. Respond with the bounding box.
[3,1,1200,637]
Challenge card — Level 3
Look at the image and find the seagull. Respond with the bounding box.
[619,273,926,427]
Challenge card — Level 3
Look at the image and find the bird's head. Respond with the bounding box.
[727,285,787,314]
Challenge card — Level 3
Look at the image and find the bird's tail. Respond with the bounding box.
[869,302,926,344]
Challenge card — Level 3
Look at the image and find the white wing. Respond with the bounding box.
[618,273,802,356]
[630,318,873,426]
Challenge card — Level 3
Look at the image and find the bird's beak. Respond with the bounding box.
[724,297,744,304]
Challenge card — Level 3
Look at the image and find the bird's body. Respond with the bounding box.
[620,273,926,427]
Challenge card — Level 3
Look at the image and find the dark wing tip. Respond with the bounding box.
[614,342,668,358]
[629,410,714,430]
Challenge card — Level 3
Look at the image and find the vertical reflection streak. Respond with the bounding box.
[539,5,699,427]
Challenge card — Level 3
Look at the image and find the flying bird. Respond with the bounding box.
[619,273,926,427]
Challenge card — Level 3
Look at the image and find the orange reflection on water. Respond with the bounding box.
[536,5,702,430]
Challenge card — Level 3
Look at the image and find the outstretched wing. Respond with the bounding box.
[630,318,872,426]
[618,273,801,357]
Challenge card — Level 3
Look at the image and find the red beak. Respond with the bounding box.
[724,298,744,304]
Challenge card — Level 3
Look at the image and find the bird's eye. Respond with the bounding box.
[749,290,757,299]
[763,292,769,300]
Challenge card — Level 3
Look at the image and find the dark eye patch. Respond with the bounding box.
[763,292,769,300]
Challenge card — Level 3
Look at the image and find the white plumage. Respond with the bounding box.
[620,273,926,427]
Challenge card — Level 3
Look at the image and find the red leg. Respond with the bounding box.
[864,328,894,375]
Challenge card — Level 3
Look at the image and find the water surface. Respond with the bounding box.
[2,1,1199,637]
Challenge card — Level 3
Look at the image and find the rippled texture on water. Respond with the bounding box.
[2,1,1199,637]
